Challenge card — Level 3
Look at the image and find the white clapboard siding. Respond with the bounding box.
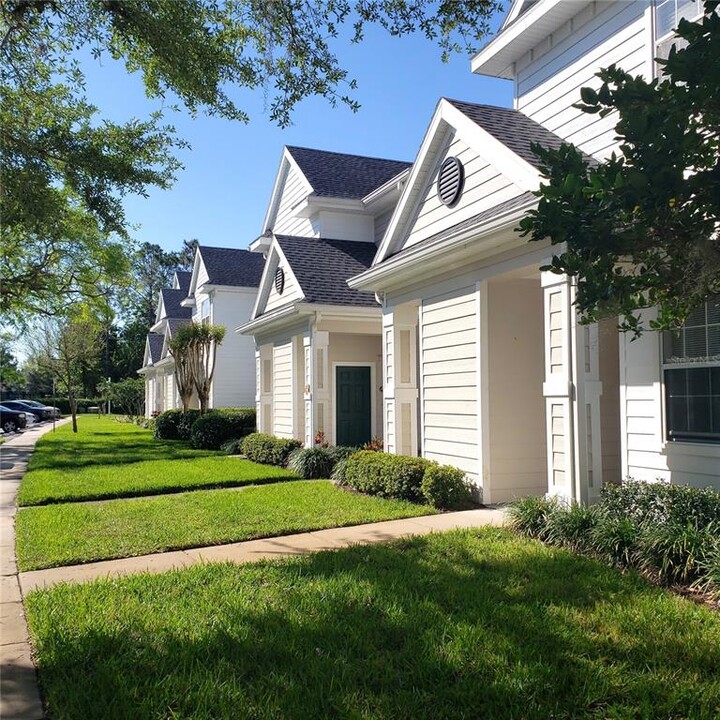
[517,0,649,159]
[210,292,258,408]
[404,135,523,250]
[273,163,317,237]
[264,255,304,314]
[420,287,478,478]
[272,340,294,437]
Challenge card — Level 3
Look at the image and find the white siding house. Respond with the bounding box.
[351,0,719,498]
[239,146,411,447]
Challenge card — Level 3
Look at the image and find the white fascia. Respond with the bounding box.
[471,0,589,78]
[361,168,411,211]
[292,195,366,218]
[248,238,305,321]
[262,148,314,232]
[183,250,204,307]
[236,302,308,335]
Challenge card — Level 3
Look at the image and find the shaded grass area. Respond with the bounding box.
[25,416,217,473]
[18,456,296,506]
[25,528,720,720]
[16,481,436,570]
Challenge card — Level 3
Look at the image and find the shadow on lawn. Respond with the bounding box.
[28,530,720,720]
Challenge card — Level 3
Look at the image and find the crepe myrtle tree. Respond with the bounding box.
[168,330,195,413]
[519,2,720,335]
[170,322,226,414]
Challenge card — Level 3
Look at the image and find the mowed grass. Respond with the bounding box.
[25,528,720,720]
[18,455,296,505]
[26,416,217,473]
[16,481,436,570]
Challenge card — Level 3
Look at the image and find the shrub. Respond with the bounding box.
[507,496,560,539]
[421,464,472,509]
[544,502,599,551]
[242,433,302,467]
[221,438,245,455]
[589,516,639,567]
[637,521,719,585]
[327,445,359,463]
[176,410,202,440]
[153,409,184,440]
[331,457,350,486]
[190,409,256,450]
[287,447,335,479]
[344,451,431,503]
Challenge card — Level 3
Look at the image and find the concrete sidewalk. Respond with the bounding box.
[19,507,507,593]
[1,419,71,720]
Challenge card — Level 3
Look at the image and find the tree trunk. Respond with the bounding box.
[69,396,78,433]
[199,394,208,414]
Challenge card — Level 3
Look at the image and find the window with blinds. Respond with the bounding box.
[662,298,720,442]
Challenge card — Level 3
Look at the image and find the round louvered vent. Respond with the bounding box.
[274,267,285,295]
[437,156,464,207]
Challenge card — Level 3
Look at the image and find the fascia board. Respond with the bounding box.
[236,302,305,335]
[294,195,366,218]
[186,250,203,300]
[443,101,541,192]
[249,238,305,321]
[349,198,537,291]
[374,101,446,265]
[471,0,584,78]
[260,152,289,234]
[301,304,381,320]
[362,168,411,208]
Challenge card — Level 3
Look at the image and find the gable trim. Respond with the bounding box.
[261,149,314,234]
[250,238,305,320]
[374,99,540,265]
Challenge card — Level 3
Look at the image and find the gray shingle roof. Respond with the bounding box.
[166,317,192,337]
[199,246,265,288]
[388,191,537,261]
[147,333,164,364]
[286,146,411,200]
[160,289,192,320]
[175,271,192,293]
[275,236,379,308]
[446,99,586,169]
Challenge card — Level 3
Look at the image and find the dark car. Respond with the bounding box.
[19,399,61,418]
[1,400,47,423]
[0,404,28,433]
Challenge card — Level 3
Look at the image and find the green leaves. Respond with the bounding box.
[521,2,720,334]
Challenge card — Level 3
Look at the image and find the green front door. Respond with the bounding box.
[336,366,372,447]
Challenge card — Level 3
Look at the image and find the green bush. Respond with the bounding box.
[221,438,245,455]
[190,409,256,450]
[344,451,431,503]
[153,409,185,440]
[507,496,560,539]
[330,457,350,486]
[242,433,302,467]
[287,447,335,479]
[420,464,472,509]
[176,410,202,440]
[544,502,599,551]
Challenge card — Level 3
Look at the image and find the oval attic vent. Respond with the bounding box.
[274,267,285,295]
[437,156,464,207]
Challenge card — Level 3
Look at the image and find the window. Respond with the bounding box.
[199,298,211,324]
[663,298,720,443]
[654,0,704,73]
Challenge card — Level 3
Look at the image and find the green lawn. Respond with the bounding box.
[19,455,296,505]
[16,480,435,570]
[25,528,720,720]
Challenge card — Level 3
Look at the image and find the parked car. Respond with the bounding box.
[1,400,48,423]
[0,405,28,433]
[19,399,61,418]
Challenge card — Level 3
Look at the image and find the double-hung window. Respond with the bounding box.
[199,298,211,325]
[663,298,720,443]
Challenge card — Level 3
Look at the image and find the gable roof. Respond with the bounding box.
[445,99,570,170]
[274,236,379,308]
[146,333,164,364]
[166,317,192,337]
[198,246,265,288]
[174,271,192,293]
[160,289,192,320]
[285,146,411,200]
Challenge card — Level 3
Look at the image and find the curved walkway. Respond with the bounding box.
[1,420,506,719]
[1,419,71,720]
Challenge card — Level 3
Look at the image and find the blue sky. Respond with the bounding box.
[83,8,513,254]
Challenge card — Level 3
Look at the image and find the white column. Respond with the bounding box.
[388,303,419,457]
[303,332,314,447]
[313,331,330,443]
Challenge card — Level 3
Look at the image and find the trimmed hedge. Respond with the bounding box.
[153,409,201,441]
[242,433,302,467]
[189,408,256,450]
[508,480,720,597]
[342,451,471,508]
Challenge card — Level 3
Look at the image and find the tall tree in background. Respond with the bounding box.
[519,2,719,335]
[1,0,500,321]
[31,310,103,432]
[0,337,24,397]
